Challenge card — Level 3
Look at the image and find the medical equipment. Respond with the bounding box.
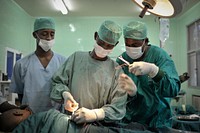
[117,56,130,66]
[115,56,130,69]
[176,114,199,121]
[159,18,170,48]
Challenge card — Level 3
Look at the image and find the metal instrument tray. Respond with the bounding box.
[176,115,199,121]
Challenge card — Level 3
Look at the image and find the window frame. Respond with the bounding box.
[187,19,200,87]
[4,47,23,80]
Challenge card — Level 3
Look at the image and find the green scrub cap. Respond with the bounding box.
[33,17,55,32]
[123,21,147,40]
[98,20,122,45]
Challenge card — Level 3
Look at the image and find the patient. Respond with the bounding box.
[0,108,180,133]
[0,107,32,132]
[0,107,179,133]
[0,107,158,133]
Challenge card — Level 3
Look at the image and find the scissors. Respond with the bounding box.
[117,56,130,66]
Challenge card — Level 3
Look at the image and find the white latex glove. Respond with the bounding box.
[118,73,137,96]
[71,107,105,124]
[62,91,79,112]
[129,61,159,78]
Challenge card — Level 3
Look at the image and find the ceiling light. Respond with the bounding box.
[53,0,68,15]
[132,0,175,18]
[63,0,73,10]
[139,8,151,16]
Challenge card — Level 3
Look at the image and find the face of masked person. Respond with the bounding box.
[94,43,112,58]
[35,30,55,52]
[125,40,145,59]
[38,39,55,52]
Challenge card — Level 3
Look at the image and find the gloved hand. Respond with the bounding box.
[118,73,137,96]
[62,91,79,113]
[65,100,79,113]
[71,107,105,124]
[129,61,159,78]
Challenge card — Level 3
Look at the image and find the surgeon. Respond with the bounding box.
[50,20,127,129]
[9,17,66,113]
[117,20,181,128]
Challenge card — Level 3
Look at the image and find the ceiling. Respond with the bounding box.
[13,0,200,18]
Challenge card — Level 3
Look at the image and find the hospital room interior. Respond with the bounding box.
[0,0,200,132]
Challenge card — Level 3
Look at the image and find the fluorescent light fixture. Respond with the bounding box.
[63,0,73,10]
[132,0,174,18]
[53,0,68,15]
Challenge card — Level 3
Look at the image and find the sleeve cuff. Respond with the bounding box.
[152,69,165,82]
[93,108,105,121]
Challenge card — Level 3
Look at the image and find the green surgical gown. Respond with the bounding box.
[116,45,180,128]
[50,51,127,122]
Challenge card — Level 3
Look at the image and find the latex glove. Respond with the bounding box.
[129,61,159,78]
[118,73,137,96]
[62,91,79,113]
[71,107,105,124]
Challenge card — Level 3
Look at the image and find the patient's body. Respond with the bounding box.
[0,108,154,133]
[2,108,176,133]
[0,108,32,132]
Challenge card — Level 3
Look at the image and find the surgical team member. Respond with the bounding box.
[117,20,180,128]
[9,17,66,113]
[50,20,127,128]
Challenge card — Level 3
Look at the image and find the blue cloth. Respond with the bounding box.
[9,52,66,113]
[116,45,180,128]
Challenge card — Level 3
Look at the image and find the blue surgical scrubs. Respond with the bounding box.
[9,52,66,113]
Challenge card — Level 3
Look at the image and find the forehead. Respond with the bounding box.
[37,29,55,33]
[125,38,142,43]
[5,109,30,115]
[97,36,114,47]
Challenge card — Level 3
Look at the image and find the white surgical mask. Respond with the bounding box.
[94,43,112,58]
[126,41,145,59]
[38,39,54,52]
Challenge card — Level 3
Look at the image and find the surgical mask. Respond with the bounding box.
[38,39,54,52]
[126,41,145,59]
[94,43,112,58]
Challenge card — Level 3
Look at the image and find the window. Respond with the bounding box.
[192,95,200,111]
[5,47,22,80]
[187,19,200,87]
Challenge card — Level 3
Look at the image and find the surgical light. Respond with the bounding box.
[132,0,177,18]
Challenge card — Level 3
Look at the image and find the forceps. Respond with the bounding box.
[115,56,130,69]
[118,56,130,66]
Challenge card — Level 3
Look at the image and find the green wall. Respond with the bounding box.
[0,0,200,105]
[0,0,33,72]
[52,16,160,58]
[173,2,200,105]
